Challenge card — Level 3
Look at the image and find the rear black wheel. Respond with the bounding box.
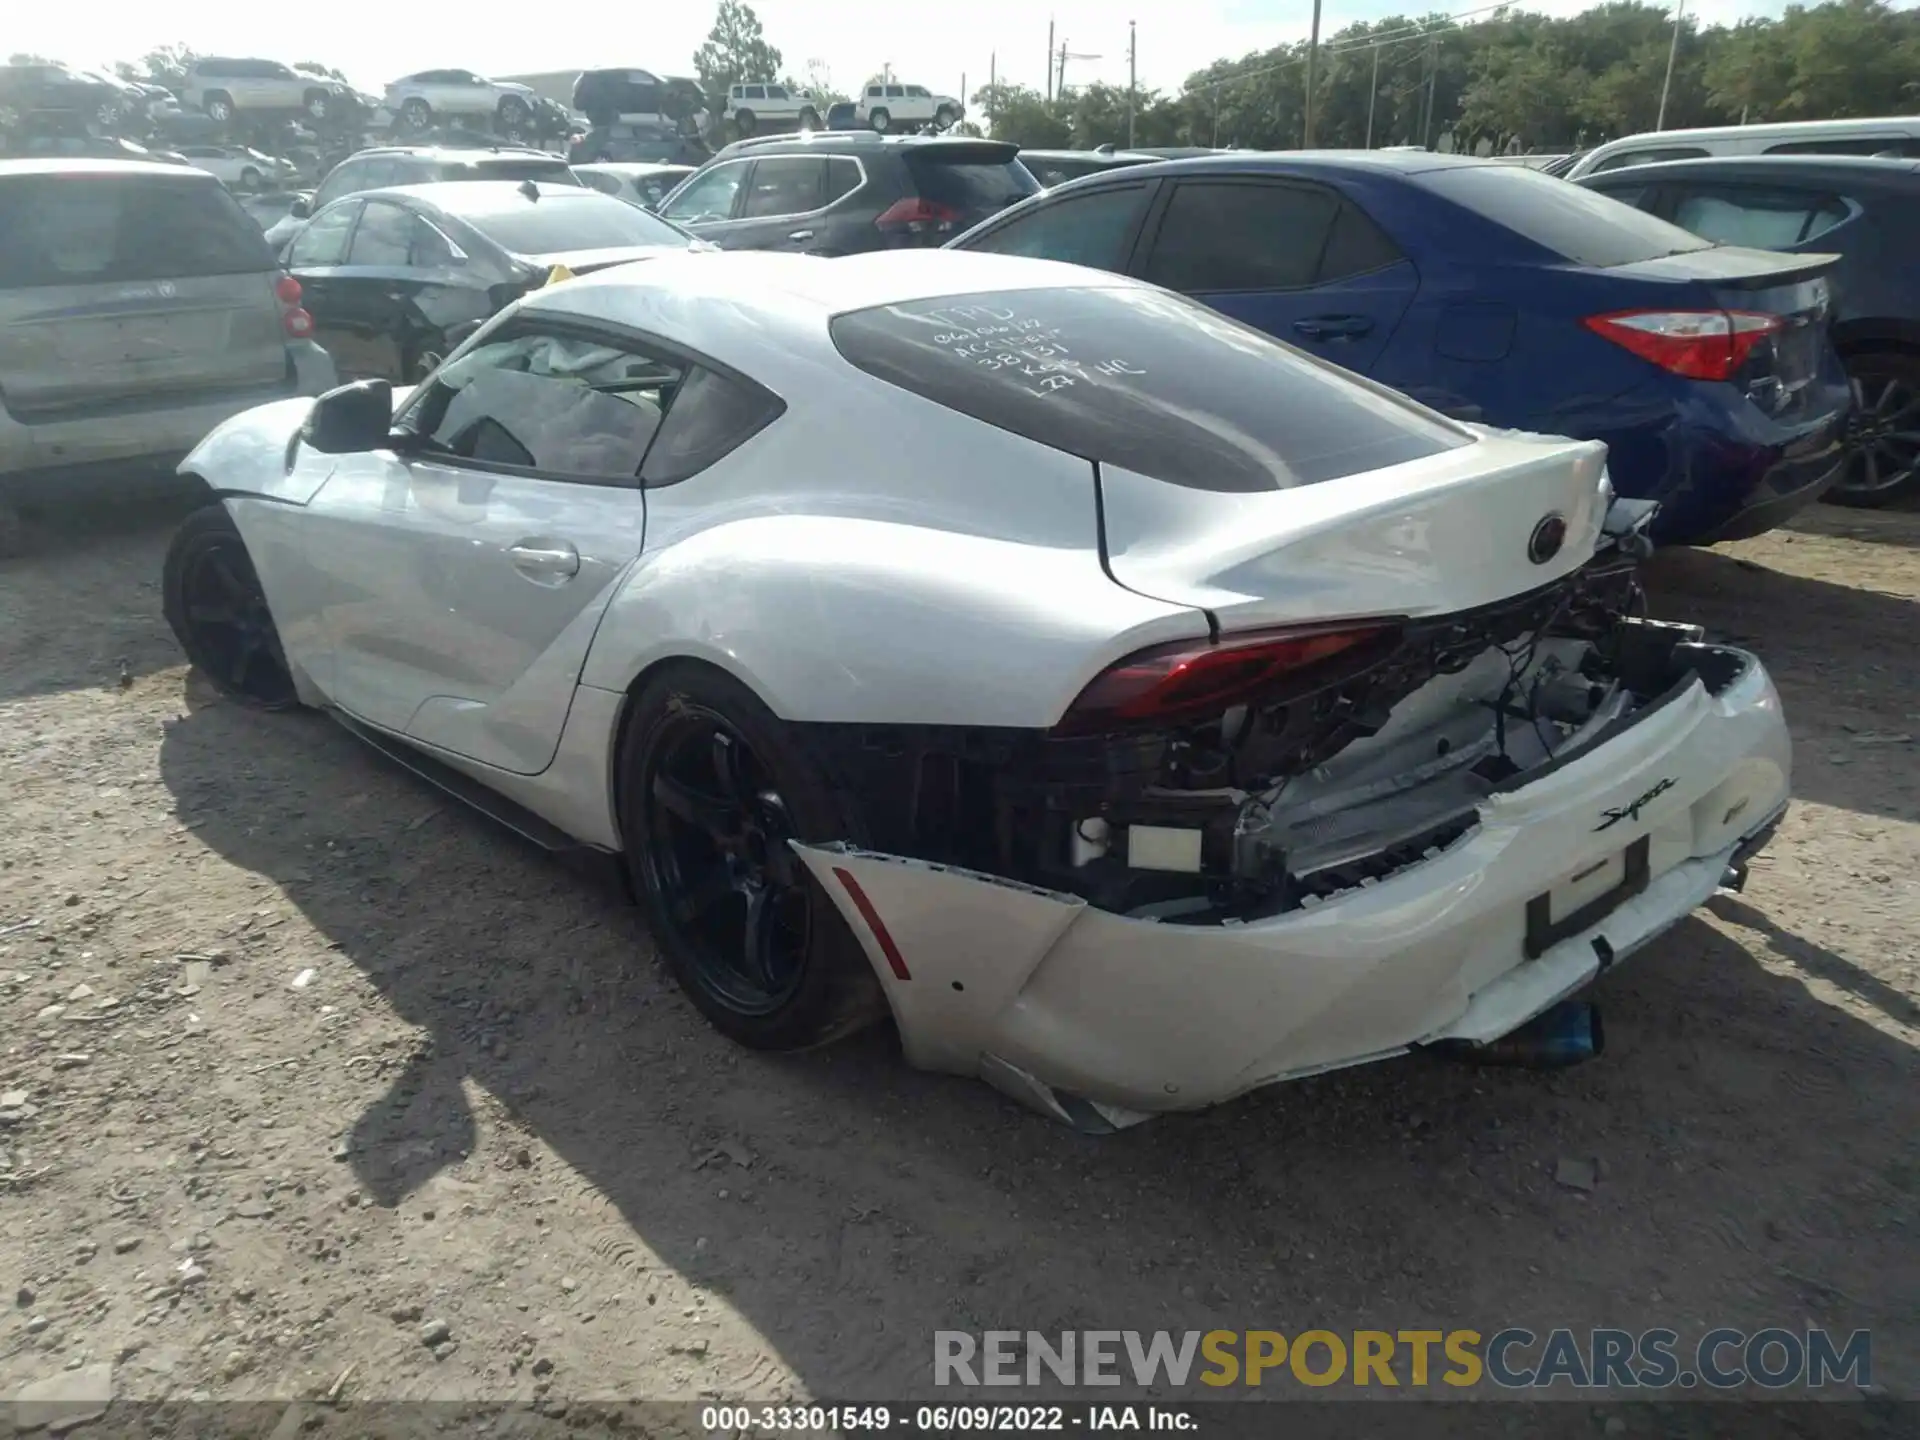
[162,505,298,709]
[621,665,883,1050]
[1832,351,1920,507]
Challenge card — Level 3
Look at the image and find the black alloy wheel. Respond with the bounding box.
[622,666,882,1050]
[161,505,298,709]
[1833,352,1920,507]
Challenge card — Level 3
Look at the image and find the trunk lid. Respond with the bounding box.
[1602,246,1840,418]
[0,169,289,422]
[899,141,1041,237]
[519,243,681,276]
[1098,431,1612,630]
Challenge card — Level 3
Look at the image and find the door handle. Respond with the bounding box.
[508,541,580,582]
[1293,315,1375,341]
[788,229,815,242]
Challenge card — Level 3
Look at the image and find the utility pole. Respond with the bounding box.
[1056,42,1100,99]
[1303,0,1323,147]
[1365,42,1380,149]
[1127,20,1137,149]
[1046,18,1055,103]
[988,51,996,130]
[1421,33,1439,149]
[1656,0,1686,131]
[1211,84,1221,147]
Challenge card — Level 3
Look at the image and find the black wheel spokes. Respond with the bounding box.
[184,540,292,701]
[648,714,810,1013]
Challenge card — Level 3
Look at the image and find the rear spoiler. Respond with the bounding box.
[1616,246,1842,290]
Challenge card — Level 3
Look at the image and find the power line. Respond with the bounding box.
[1179,0,1524,95]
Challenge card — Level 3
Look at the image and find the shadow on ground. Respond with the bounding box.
[157,686,1920,1400]
[1790,501,1920,549]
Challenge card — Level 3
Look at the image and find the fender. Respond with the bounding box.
[178,385,418,506]
[575,510,1212,730]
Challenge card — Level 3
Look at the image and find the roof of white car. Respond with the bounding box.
[537,248,1139,323]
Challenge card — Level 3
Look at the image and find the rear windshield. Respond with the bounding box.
[440,158,582,187]
[830,286,1469,493]
[904,153,1039,211]
[1417,163,1713,267]
[0,174,274,289]
[458,195,688,255]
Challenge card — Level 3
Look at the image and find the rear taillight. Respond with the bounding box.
[1583,309,1782,382]
[1056,624,1395,734]
[874,197,962,235]
[275,273,312,339]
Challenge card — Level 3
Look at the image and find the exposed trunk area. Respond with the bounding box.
[797,527,1747,924]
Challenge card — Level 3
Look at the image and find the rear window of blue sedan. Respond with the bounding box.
[830,285,1470,493]
[1416,162,1714,268]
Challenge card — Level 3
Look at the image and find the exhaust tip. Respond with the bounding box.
[1453,1001,1604,1070]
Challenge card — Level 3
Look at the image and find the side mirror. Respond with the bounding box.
[289,194,312,218]
[302,378,394,454]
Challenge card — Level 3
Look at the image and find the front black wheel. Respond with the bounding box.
[1832,351,1920,507]
[621,665,883,1050]
[162,505,299,709]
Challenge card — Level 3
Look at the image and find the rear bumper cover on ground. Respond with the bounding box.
[794,649,1791,1122]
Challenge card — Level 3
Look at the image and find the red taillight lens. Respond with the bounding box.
[874,197,962,234]
[1583,308,1782,382]
[1057,625,1394,734]
[274,274,303,306]
[283,307,314,339]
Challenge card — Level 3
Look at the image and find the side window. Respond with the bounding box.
[641,364,786,486]
[411,327,687,483]
[766,85,788,100]
[907,86,931,98]
[346,201,413,266]
[311,159,366,210]
[867,87,882,99]
[967,185,1151,272]
[288,201,360,267]
[1143,181,1339,292]
[1590,146,1708,173]
[1669,186,1849,249]
[741,157,825,217]
[410,219,460,269]
[745,85,766,100]
[1588,182,1651,211]
[580,170,622,197]
[885,86,905,99]
[661,163,748,223]
[1317,201,1404,282]
[823,157,863,204]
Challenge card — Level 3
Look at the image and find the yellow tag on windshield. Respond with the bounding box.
[545,264,575,286]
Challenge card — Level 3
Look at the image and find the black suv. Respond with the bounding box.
[654,132,1038,254]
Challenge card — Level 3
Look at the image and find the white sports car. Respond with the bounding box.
[165,249,1791,1129]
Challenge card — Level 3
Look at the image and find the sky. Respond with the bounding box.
[12,0,1798,101]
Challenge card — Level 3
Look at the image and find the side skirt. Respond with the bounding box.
[326,708,629,895]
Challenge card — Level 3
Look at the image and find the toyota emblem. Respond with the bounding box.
[1528,513,1569,565]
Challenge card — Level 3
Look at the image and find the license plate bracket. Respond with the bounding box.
[1524,835,1652,961]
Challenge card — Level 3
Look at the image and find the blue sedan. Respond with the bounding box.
[949,151,1851,544]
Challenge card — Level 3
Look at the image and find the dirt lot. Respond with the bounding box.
[2,498,1916,1424]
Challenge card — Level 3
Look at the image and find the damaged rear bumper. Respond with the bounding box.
[793,648,1790,1124]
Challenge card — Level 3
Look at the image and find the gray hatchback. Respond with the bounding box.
[0,159,337,502]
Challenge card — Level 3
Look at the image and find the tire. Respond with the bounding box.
[162,505,300,710]
[204,92,234,124]
[798,106,819,131]
[402,97,432,131]
[934,105,957,130]
[869,107,891,133]
[1831,350,1920,508]
[620,663,884,1051]
[498,95,530,126]
[96,99,122,129]
[239,166,262,192]
[303,91,330,122]
[734,107,756,136]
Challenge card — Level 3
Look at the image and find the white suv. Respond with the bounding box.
[724,83,821,136]
[857,83,963,133]
[182,57,349,125]
[384,69,537,134]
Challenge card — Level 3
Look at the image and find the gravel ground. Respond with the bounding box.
[1,498,1915,1425]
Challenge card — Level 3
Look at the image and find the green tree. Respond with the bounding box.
[970,83,1070,148]
[294,62,349,83]
[694,0,784,112]
[126,45,197,94]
